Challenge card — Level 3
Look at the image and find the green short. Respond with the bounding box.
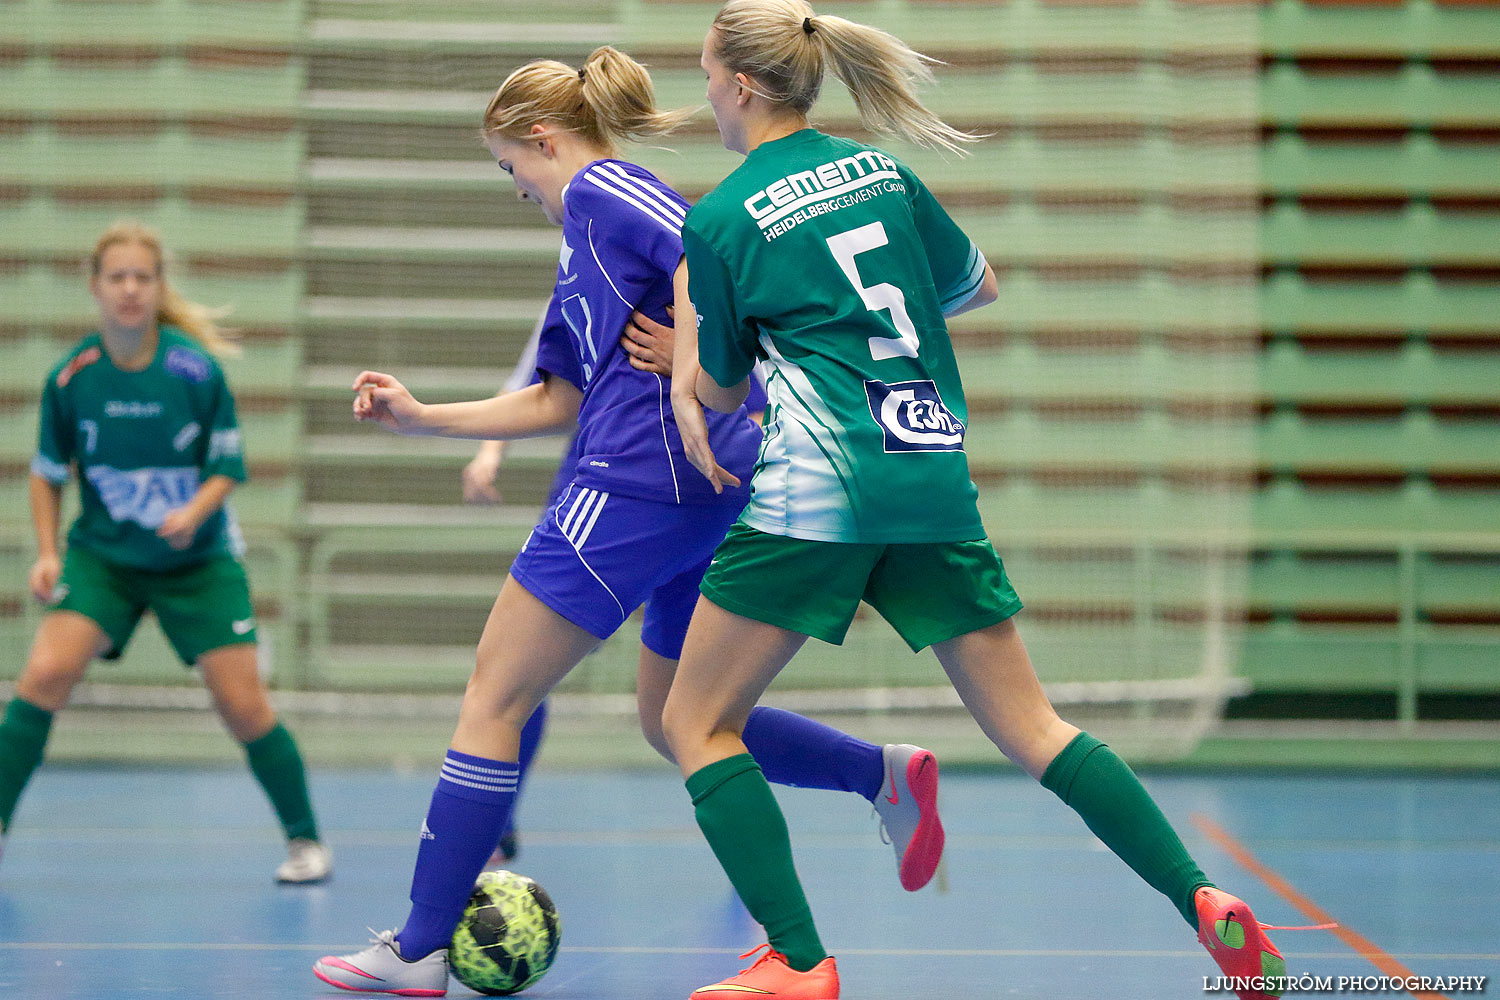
[50,546,259,665]
[699,523,1023,652]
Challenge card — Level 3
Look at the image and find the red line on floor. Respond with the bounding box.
[1192,814,1451,1000]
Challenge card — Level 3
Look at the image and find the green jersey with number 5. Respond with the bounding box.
[684,128,989,543]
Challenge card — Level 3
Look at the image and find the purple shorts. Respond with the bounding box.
[508,483,747,659]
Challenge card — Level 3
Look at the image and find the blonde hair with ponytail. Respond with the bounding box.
[88,221,239,357]
[482,46,691,151]
[710,0,980,155]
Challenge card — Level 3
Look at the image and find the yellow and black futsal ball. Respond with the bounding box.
[449,869,561,995]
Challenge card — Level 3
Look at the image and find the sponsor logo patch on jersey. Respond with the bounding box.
[743,149,898,225]
[57,346,102,388]
[165,346,211,384]
[105,400,164,419]
[83,464,200,530]
[173,422,202,452]
[864,379,965,453]
[743,150,905,241]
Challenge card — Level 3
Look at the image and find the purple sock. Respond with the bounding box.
[743,706,884,801]
[396,750,518,959]
[500,701,547,842]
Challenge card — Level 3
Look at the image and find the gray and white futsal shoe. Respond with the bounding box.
[275,837,333,884]
[313,929,448,997]
[873,743,946,891]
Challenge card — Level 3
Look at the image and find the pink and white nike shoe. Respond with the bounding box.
[313,929,448,996]
[873,743,944,891]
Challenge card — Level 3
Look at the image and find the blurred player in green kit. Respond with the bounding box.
[0,221,330,884]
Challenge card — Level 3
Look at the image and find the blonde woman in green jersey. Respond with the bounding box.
[0,222,329,883]
[662,4,1286,999]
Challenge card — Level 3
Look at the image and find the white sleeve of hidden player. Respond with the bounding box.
[500,308,548,395]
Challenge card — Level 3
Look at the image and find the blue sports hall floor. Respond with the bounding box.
[0,766,1496,999]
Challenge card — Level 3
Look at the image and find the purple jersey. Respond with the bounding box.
[533,159,761,506]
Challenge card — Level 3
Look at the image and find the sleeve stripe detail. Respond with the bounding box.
[600,162,687,226]
[654,373,681,504]
[30,454,70,484]
[208,429,242,462]
[584,168,682,235]
[938,242,987,313]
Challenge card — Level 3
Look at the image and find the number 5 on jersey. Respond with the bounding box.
[826,222,921,361]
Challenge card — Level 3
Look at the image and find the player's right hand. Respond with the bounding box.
[622,307,674,375]
[353,371,425,434]
[28,554,61,604]
[462,442,505,504]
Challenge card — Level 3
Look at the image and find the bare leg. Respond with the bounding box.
[14,612,108,711]
[929,617,1079,778]
[201,642,322,850]
[378,575,603,960]
[452,575,600,759]
[661,597,827,973]
[936,616,1214,930]
[635,644,677,762]
[198,643,275,743]
[2,613,107,833]
[661,597,807,776]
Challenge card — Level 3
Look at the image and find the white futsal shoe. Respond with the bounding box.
[313,929,449,996]
[275,837,333,884]
[873,743,945,891]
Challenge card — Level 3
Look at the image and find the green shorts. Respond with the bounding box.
[699,523,1023,652]
[49,546,259,665]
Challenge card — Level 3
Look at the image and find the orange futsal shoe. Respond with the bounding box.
[1196,887,1287,1000]
[690,945,839,1000]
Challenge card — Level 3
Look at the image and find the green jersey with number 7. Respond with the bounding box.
[684,128,990,544]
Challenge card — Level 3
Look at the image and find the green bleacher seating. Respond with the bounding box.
[1,0,1495,721]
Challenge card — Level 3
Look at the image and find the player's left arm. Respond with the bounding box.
[903,163,996,317]
[944,260,998,317]
[669,258,744,493]
[678,227,754,412]
[158,474,237,550]
[160,372,248,549]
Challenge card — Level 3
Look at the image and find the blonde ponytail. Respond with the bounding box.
[88,221,239,357]
[711,0,981,155]
[482,46,691,151]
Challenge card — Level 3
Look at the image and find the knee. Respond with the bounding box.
[459,668,536,734]
[636,700,673,763]
[16,651,88,712]
[213,689,276,743]
[658,692,706,763]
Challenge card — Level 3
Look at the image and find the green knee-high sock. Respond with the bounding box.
[0,698,53,831]
[687,754,826,971]
[243,722,319,842]
[1041,731,1213,927]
